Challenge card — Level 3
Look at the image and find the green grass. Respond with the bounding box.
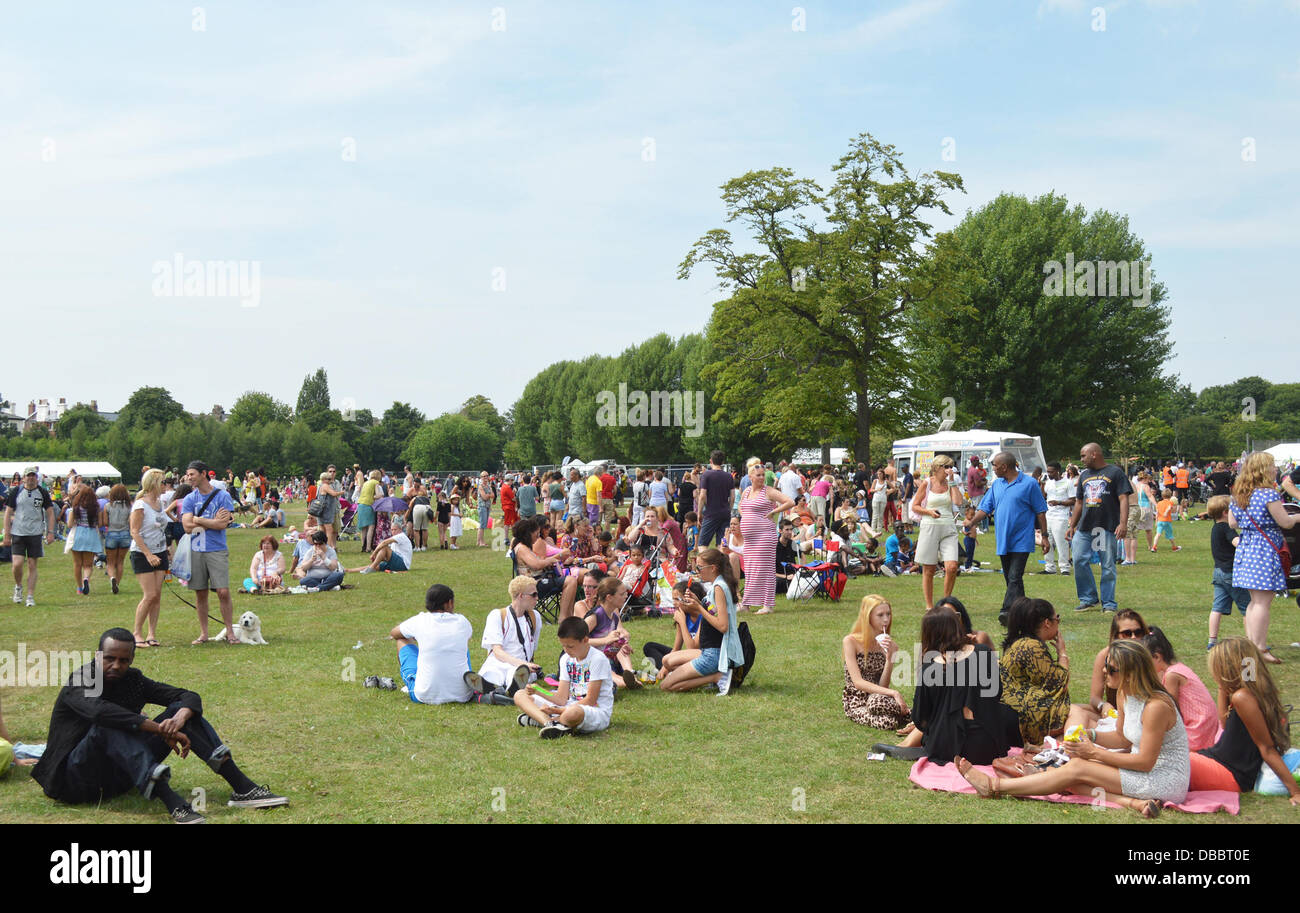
[2,507,1296,823]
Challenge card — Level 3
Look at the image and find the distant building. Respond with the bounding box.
[0,395,22,432]
[24,397,68,435]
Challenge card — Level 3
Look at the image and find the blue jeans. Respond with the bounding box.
[699,514,728,549]
[305,570,344,590]
[1211,567,1249,615]
[1072,528,1118,610]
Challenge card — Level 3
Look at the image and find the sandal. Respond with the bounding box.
[1140,798,1161,819]
[191,637,209,645]
[146,639,160,647]
[955,756,1001,798]
[135,640,150,648]
[755,608,773,615]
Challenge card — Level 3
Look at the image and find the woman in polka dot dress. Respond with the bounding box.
[1227,452,1300,665]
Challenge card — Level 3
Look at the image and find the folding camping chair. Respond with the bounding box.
[509,551,563,624]
[786,560,848,602]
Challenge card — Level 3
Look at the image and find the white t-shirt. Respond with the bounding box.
[1043,476,1075,520]
[779,470,803,502]
[129,498,168,553]
[559,647,614,715]
[478,606,543,687]
[390,532,413,568]
[398,612,473,704]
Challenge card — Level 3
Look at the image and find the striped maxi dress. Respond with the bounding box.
[739,485,778,610]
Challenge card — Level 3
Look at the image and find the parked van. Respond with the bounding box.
[891,430,1046,487]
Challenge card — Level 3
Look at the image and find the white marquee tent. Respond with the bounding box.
[1264,443,1300,465]
[0,461,122,480]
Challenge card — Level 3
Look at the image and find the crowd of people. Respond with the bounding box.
[5,443,1300,823]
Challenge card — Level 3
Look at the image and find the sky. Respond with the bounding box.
[2,0,1297,419]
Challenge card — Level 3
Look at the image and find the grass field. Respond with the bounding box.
[2,504,1297,824]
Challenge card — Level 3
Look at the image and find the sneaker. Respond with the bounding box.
[1171,545,1182,552]
[540,722,570,739]
[512,664,532,692]
[1072,603,1099,613]
[1207,640,1217,652]
[359,567,374,574]
[716,667,733,696]
[464,671,488,694]
[25,595,35,607]
[170,805,206,824]
[376,677,398,691]
[228,785,289,808]
[81,579,90,596]
[1120,560,1137,566]
[518,713,544,729]
[12,585,21,604]
[364,675,380,688]
[1101,606,1117,615]
[879,565,897,578]
[449,544,459,550]
[621,668,641,689]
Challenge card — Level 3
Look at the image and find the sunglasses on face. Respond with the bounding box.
[521,591,539,598]
[1103,663,1118,675]
[1116,628,1142,638]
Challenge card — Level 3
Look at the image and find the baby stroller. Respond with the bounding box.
[619,541,665,618]
[338,498,360,539]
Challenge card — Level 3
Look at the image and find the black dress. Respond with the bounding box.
[912,644,1022,766]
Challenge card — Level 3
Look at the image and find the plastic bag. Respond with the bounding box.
[172,533,193,583]
[1254,748,1300,795]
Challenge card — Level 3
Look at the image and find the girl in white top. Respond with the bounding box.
[468,576,545,696]
[130,469,171,647]
[910,455,965,609]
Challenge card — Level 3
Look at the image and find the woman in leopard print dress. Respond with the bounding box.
[842,594,911,730]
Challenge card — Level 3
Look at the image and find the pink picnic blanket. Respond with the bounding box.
[907,754,1239,815]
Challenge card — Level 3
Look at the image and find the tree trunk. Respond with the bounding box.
[855,375,872,468]
[821,441,831,465]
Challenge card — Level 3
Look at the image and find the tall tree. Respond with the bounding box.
[295,368,331,418]
[117,386,188,431]
[229,391,293,428]
[680,134,962,461]
[402,415,499,472]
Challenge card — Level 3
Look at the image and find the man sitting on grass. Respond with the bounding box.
[31,628,287,824]
[514,616,613,739]
[350,517,414,574]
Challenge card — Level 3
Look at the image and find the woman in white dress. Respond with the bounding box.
[911,455,965,609]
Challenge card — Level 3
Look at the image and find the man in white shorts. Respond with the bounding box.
[513,616,613,739]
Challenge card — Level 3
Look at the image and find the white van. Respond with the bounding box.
[891,431,1046,486]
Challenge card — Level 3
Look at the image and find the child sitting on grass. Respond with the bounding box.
[1152,488,1182,552]
[1206,495,1249,651]
[644,579,706,681]
[658,547,745,695]
[576,577,640,689]
[514,616,613,739]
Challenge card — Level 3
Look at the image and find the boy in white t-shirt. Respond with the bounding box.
[513,616,613,739]
[389,584,474,705]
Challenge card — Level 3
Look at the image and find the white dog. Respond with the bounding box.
[215,611,268,645]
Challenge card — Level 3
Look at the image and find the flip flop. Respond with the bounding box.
[135,640,150,648]
[147,639,160,647]
[755,608,773,615]
[191,637,209,645]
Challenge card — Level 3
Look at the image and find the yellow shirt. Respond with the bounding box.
[358,479,380,506]
[586,476,602,506]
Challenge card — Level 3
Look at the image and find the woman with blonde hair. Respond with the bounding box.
[737,457,794,615]
[129,469,171,647]
[1189,638,1300,803]
[841,595,910,729]
[958,639,1189,818]
[911,454,965,608]
[1226,451,1299,664]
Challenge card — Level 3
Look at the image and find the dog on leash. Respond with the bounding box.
[216,611,268,645]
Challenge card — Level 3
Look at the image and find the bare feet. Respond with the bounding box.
[1139,798,1161,819]
[896,722,916,737]
[1261,650,1283,665]
[955,756,999,798]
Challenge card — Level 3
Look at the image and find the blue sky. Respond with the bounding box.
[2,0,1297,420]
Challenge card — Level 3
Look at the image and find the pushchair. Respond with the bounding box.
[618,541,666,618]
[338,498,360,540]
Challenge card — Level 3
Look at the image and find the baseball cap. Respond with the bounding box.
[23,465,38,476]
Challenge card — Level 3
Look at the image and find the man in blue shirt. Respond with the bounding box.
[965,451,1048,625]
[181,461,236,644]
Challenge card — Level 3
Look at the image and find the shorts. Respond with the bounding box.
[356,504,376,529]
[411,504,431,531]
[692,647,721,676]
[1125,507,1144,536]
[379,554,408,572]
[130,550,170,575]
[549,499,565,512]
[71,527,102,553]
[586,504,600,525]
[1156,521,1174,540]
[9,534,44,558]
[600,498,615,523]
[190,549,230,591]
[1211,567,1249,615]
[530,694,611,733]
[104,530,132,550]
[915,522,959,565]
[166,520,185,544]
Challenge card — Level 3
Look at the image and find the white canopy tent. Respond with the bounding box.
[1264,443,1300,465]
[0,461,122,480]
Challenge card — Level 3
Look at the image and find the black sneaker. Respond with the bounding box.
[228,785,289,808]
[170,805,206,824]
[464,671,488,694]
[376,677,398,691]
[364,675,380,688]
[512,664,532,692]
[81,579,90,596]
[1072,603,1099,613]
[111,577,119,594]
[518,713,543,729]
[540,722,570,739]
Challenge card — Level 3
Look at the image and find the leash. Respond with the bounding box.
[164,577,226,626]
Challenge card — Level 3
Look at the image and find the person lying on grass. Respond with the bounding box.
[645,578,707,682]
[658,547,741,695]
[390,583,475,705]
[514,616,614,739]
[1189,638,1300,804]
[30,628,287,824]
[957,639,1190,819]
[576,577,641,689]
[350,517,414,574]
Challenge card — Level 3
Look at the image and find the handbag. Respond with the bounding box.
[307,496,327,517]
[1243,503,1293,577]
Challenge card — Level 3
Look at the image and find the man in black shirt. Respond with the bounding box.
[696,450,735,549]
[1066,443,1130,614]
[32,628,288,823]
[775,520,798,594]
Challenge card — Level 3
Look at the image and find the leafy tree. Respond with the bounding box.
[1105,395,1160,469]
[681,134,962,461]
[362,402,426,469]
[118,387,188,431]
[402,415,498,471]
[229,391,293,428]
[295,368,331,418]
[1174,414,1227,458]
[58,403,108,439]
[909,192,1172,458]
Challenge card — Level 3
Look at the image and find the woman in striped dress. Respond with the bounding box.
[738,457,795,615]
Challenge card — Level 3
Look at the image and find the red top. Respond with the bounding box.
[600,473,616,499]
[501,484,516,511]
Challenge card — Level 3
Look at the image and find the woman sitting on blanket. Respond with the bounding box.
[998,597,1071,745]
[1064,609,1150,734]
[958,639,1190,818]
[1189,638,1300,804]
